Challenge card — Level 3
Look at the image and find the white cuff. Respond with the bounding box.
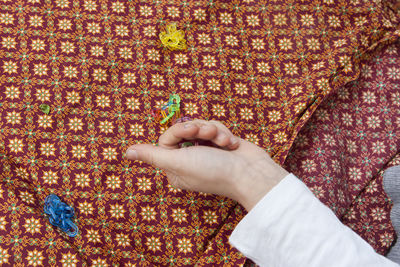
[229,173,398,267]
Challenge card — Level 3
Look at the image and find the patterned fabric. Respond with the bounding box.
[0,0,399,266]
[284,40,400,254]
[341,154,400,255]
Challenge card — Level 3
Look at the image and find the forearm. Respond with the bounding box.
[230,174,399,267]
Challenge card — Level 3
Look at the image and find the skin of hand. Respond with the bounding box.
[126,120,289,211]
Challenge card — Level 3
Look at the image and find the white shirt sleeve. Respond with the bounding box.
[229,173,399,267]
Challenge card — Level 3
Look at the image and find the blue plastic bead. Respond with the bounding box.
[43,194,78,237]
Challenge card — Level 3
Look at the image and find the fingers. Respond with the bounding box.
[159,119,240,150]
[158,121,220,149]
[126,144,175,170]
[158,122,202,149]
[193,120,240,149]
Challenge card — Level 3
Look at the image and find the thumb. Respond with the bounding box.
[126,144,174,170]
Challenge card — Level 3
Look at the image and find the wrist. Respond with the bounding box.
[234,160,288,211]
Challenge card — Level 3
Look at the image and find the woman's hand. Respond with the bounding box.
[126,120,288,211]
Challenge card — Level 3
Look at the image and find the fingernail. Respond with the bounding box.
[230,137,238,145]
[184,123,193,129]
[126,149,138,160]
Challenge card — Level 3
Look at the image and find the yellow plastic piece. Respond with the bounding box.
[159,24,187,51]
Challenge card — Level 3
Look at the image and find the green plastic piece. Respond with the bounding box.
[168,103,179,113]
[181,142,194,148]
[160,94,181,124]
[39,104,50,114]
[169,94,180,104]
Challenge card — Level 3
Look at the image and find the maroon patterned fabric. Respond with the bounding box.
[341,154,400,255]
[0,0,399,266]
[284,40,400,254]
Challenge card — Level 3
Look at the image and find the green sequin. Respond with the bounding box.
[39,104,50,114]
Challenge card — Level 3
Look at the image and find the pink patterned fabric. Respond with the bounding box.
[284,41,400,254]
